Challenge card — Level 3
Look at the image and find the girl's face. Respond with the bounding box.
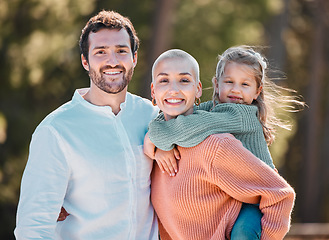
[215,62,262,105]
[151,58,202,121]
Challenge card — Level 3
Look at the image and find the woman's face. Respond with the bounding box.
[151,58,202,121]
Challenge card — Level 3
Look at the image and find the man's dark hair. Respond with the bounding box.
[79,10,140,62]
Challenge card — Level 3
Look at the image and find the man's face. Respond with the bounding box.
[82,28,137,94]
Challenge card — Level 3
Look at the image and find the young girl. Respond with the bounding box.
[144,46,304,239]
[148,48,295,239]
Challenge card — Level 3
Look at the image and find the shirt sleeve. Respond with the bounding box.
[15,126,70,239]
[148,102,260,151]
[206,134,295,239]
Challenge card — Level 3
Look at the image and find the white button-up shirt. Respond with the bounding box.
[15,88,159,240]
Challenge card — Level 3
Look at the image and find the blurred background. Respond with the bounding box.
[0,0,328,238]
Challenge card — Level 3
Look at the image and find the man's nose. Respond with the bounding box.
[106,51,119,67]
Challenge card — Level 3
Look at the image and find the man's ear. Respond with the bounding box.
[133,51,138,68]
[81,54,89,71]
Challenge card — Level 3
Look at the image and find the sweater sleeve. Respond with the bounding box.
[148,102,260,151]
[206,134,295,239]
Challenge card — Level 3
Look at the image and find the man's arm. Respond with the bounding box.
[15,126,70,239]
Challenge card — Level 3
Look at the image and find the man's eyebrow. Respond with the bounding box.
[93,46,108,50]
[92,44,130,50]
[117,44,130,48]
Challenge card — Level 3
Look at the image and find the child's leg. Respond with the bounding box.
[230,203,263,240]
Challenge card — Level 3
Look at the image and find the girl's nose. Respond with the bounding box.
[231,84,241,93]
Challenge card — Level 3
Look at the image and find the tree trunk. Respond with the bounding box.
[265,0,289,74]
[139,0,178,99]
[300,0,326,222]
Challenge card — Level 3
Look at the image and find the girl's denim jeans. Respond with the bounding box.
[230,203,263,240]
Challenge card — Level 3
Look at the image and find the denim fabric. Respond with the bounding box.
[231,203,263,240]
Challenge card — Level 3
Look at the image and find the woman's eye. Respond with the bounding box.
[181,78,190,83]
[159,78,169,83]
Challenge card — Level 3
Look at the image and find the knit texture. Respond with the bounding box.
[148,101,275,168]
[151,134,295,240]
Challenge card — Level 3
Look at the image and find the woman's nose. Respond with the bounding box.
[168,81,179,94]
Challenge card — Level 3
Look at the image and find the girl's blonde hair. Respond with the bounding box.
[212,45,305,145]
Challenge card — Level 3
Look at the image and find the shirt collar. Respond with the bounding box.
[73,88,129,115]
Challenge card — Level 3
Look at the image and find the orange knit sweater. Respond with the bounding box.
[151,134,295,240]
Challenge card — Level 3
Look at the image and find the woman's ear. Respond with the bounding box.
[150,82,155,99]
[196,81,203,98]
[81,54,89,71]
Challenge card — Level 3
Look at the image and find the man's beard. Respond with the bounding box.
[89,65,134,94]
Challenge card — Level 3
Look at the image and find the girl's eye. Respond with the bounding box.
[242,82,250,86]
[224,80,233,84]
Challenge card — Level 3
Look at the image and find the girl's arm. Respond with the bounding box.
[154,148,180,176]
[143,132,156,159]
[148,102,260,151]
[144,132,180,176]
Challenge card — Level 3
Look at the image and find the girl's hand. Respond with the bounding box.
[143,132,156,159]
[155,147,180,176]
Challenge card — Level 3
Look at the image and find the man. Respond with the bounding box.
[15,10,159,239]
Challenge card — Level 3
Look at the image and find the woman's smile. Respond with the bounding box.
[165,98,184,104]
